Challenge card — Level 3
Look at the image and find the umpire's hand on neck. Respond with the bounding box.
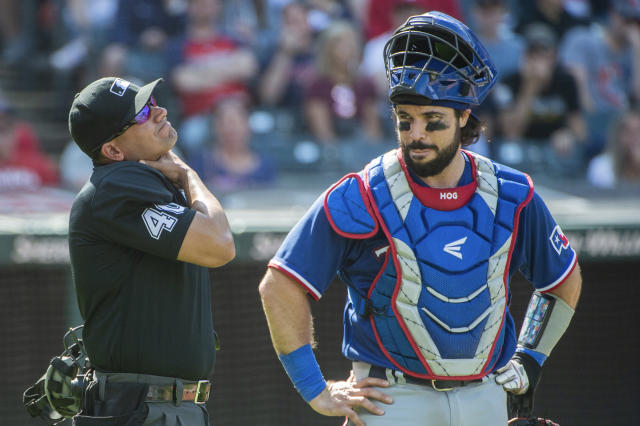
[140,150,191,189]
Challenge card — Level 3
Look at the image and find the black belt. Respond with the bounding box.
[146,380,211,404]
[369,366,482,392]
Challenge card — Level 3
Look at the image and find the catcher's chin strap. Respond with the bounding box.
[23,325,91,424]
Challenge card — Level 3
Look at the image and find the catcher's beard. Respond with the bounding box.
[400,123,461,178]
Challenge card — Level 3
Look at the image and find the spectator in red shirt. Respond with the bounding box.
[303,21,382,145]
[169,0,258,118]
[0,98,59,191]
[363,0,463,40]
[168,0,258,155]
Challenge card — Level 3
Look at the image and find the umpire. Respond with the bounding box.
[67,76,235,425]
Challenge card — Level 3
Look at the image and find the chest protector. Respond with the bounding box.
[325,149,533,379]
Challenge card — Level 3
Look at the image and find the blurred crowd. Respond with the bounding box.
[1,0,640,196]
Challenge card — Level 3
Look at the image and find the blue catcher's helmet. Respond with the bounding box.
[384,11,498,107]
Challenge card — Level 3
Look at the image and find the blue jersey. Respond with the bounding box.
[269,151,576,375]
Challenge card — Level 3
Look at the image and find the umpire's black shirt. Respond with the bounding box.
[69,161,216,380]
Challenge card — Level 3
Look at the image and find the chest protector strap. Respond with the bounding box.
[325,150,533,379]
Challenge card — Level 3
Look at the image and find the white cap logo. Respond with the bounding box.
[109,78,130,96]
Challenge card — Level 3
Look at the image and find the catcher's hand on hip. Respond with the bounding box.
[495,358,529,395]
[309,370,392,426]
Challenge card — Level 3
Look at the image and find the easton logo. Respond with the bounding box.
[549,225,569,255]
[110,78,130,96]
[440,191,458,200]
[443,236,467,259]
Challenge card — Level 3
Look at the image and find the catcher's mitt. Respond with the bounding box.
[508,418,559,426]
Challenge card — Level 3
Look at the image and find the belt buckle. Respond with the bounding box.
[194,380,210,404]
[431,379,454,392]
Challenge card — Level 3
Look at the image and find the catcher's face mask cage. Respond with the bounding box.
[384,11,498,106]
[23,325,90,423]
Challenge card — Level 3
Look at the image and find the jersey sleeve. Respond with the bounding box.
[268,193,351,300]
[511,191,577,292]
[90,163,196,260]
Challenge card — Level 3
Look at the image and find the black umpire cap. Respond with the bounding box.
[68,77,162,157]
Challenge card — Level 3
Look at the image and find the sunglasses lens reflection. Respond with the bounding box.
[134,106,150,124]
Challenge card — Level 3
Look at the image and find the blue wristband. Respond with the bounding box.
[516,346,547,366]
[278,344,327,402]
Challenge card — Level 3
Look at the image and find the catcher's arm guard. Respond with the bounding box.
[508,291,575,417]
[517,292,575,360]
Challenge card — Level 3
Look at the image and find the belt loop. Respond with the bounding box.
[384,368,396,385]
[174,379,183,406]
[98,374,107,401]
[394,370,407,385]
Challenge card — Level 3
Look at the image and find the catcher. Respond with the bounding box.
[258,11,581,426]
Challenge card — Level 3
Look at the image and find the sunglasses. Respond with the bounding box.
[92,96,157,158]
[115,96,157,137]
